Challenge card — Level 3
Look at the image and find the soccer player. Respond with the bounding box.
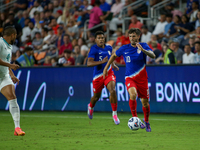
[0,26,25,136]
[103,28,156,132]
[87,31,120,125]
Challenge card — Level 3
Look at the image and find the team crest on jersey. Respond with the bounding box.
[137,48,141,54]
[108,51,111,55]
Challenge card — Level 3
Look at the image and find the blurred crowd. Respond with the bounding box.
[0,0,200,67]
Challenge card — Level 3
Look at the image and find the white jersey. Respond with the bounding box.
[0,37,12,78]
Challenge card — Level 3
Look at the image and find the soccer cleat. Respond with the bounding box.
[87,104,93,119]
[143,119,151,132]
[14,127,25,136]
[140,121,145,129]
[113,115,120,125]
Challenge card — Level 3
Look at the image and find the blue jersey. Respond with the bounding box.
[115,43,152,78]
[88,44,112,79]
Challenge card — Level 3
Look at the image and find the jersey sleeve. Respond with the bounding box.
[115,46,124,57]
[88,46,96,59]
[142,43,153,51]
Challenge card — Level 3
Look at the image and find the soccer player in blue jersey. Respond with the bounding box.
[103,28,156,132]
[87,31,120,125]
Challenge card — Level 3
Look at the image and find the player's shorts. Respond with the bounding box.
[92,69,116,93]
[125,67,149,99]
[125,78,149,99]
[0,74,14,92]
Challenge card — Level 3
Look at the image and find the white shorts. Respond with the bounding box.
[0,74,14,92]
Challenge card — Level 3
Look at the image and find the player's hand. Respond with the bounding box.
[112,64,119,71]
[136,43,144,51]
[10,64,20,70]
[11,76,20,85]
[103,69,108,79]
[102,56,108,63]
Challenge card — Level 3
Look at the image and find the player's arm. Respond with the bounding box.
[9,68,20,85]
[136,43,156,59]
[87,56,108,67]
[111,62,119,71]
[103,53,118,78]
[0,58,20,70]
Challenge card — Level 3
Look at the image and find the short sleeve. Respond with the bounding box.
[77,16,82,22]
[142,43,152,51]
[115,46,125,57]
[88,46,96,59]
[98,9,103,17]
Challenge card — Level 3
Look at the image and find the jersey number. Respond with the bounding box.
[99,56,102,61]
[126,56,131,63]
[6,54,10,62]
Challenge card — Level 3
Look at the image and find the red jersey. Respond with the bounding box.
[59,43,73,55]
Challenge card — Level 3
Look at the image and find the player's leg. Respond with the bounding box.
[106,81,120,125]
[126,79,145,129]
[1,84,25,136]
[87,92,101,119]
[128,87,138,117]
[137,80,151,132]
[141,98,151,132]
[88,77,104,119]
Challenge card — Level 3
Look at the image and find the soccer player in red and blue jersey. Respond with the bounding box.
[87,31,120,125]
[103,28,156,132]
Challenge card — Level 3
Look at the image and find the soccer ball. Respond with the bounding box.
[128,117,141,131]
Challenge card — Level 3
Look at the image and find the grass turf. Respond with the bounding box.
[0,111,200,150]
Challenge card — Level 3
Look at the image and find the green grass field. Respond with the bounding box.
[0,111,200,150]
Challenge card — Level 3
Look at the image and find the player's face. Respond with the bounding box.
[129,33,140,45]
[95,34,105,47]
[11,33,17,45]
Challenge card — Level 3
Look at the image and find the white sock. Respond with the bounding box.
[9,99,20,128]
[112,111,117,116]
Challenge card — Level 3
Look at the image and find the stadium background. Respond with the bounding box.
[0,0,200,114]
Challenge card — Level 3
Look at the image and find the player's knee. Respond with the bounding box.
[92,96,100,102]
[7,95,16,100]
[109,89,116,96]
[142,101,149,108]
[130,93,137,100]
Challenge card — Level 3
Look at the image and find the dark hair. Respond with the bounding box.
[184,44,190,48]
[64,34,70,38]
[166,13,173,18]
[175,15,181,23]
[42,27,49,33]
[194,41,200,45]
[128,28,141,36]
[24,46,33,52]
[74,45,80,48]
[95,0,101,6]
[95,31,104,38]
[193,1,199,6]
[3,26,16,36]
[182,14,189,23]
[64,49,72,54]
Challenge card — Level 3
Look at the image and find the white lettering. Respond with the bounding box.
[174,83,183,102]
[90,82,93,97]
[156,82,164,102]
[183,83,192,102]
[165,82,174,102]
[117,82,125,101]
[193,82,199,96]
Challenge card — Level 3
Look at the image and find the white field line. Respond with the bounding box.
[1,114,200,122]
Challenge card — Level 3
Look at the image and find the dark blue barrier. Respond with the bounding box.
[0,65,200,114]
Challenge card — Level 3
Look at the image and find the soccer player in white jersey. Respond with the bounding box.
[0,26,25,136]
